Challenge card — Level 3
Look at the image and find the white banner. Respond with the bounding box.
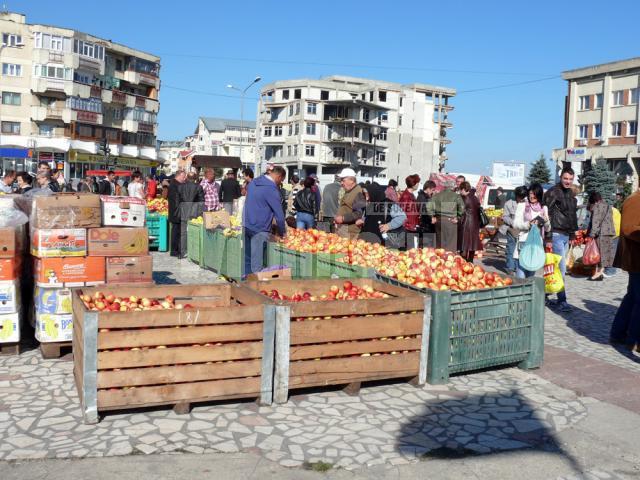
[492,162,525,185]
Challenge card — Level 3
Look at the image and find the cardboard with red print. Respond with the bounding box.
[100,196,146,227]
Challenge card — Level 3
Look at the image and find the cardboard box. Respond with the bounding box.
[101,196,146,227]
[0,258,19,281]
[106,255,153,284]
[247,267,292,282]
[0,227,17,258]
[34,257,105,287]
[35,313,73,343]
[32,194,101,229]
[204,210,231,230]
[31,228,87,257]
[34,287,73,314]
[0,312,20,343]
[0,281,18,314]
[87,227,149,256]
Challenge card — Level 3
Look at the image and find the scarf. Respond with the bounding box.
[524,201,545,237]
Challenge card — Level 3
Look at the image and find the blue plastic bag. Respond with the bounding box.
[519,226,545,272]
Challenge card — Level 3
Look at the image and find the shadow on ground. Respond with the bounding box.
[152,271,179,284]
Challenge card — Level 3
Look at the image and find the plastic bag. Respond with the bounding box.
[566,246,576,271]
[519,226,545,272]
[544,253,564,294]
[582,238,601,266]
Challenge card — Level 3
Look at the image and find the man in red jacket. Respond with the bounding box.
[146,174,157,200]
[398,174,421,250]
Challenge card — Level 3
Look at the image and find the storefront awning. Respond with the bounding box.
[191,155,242,169]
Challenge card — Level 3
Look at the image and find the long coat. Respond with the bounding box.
[459,194,483,253]
[589,200,616,268]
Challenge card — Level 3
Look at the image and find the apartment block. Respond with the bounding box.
[184,117,256,167]
[256,75,455,181]
[552,57,640,185]
[0,11,161,182]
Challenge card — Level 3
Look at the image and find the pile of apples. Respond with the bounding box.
[147,198,168,216]
[259,280,390,302]
[80,291,193,312]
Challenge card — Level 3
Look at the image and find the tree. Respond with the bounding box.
[581,160,617,205]
[527,154,551,185]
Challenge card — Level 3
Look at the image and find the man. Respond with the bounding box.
[321,175,341,232]
[16,171,33,194]
[37,161,51,174]
[242,168,254,184]
[179,172,205,258]
[168,170,186,257]
[0,170,16,193]
[334,168,366,238]
[77,175,95,193]
[219,170,241,214]
[98,171,117,196]
[417,180,437,247]
[146,174,158,200]
[286,175,302,217]
[500,185,528,274]
[243,166,286,276]
[200,168,221,212]
[494,187,506,209]
[610,183,640,352]
[428,179,464,252]
[543,167,578,312]
[309,173,322,211]
[455,175,466,192]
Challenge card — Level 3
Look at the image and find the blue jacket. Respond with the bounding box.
[243,175,286,235]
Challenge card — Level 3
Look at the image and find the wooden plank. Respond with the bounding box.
[289,370,416,389]
[418,295,432,386]
[273,305,290,404]
[40,341,72,359]
[289,337,421,360]
[97,359,262,388]
[289,313,423,345]
[260,305,276,405]
[97,323,264,349]
[0,343,19,355]
[289,351,419,379]
[173,402,191,415]
[343,382,361,396]
[97,342,264,369]
[97,376,261,409]
[81,284,232,299]
[289,297,423,318]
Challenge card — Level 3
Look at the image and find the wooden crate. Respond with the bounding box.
[72,284,276,424]
[244,278,430,403]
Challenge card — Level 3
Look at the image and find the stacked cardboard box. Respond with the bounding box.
[0,224,24,348]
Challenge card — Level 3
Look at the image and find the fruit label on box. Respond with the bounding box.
[0,258,18,281]
[34,257,105,287]
[0,281,18,314]
[35,287,72,314]
[101,196,146,227]
[0,312,19,343]
[106,255,153,284]
[35,313,72,343]
[31,228,87,257]
[87,227,149,256]
[32,194,101,229]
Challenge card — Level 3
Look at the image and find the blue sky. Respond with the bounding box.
[19,0,640,173]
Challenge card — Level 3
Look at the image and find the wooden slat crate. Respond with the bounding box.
[244,278,430,403]
[72,284,276,423]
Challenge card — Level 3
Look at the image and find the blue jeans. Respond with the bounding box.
[551,232,570,304]
[505,233,517,272]
[610,272,640,344]
[296,212,315,230]
[516,260,536,279]
[243,229,270,276]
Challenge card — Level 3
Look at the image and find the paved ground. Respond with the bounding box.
[1,252,639,478]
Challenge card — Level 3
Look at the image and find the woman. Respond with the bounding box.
[385,179,399,202]
[399,174,421,249]
[458,181,483,262]
[513,183,551,278]
[501,185,529,275]
[127,171,145,199]
[587,192,616,281]
[416,180,437,248]
[293,177,318,230]
[358,182,407,248]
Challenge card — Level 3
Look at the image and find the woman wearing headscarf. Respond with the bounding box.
[513,182,550,278]
[458,181,483,262]
[587,192,616,281]
[358,182,406,248]
[399,174,421,249]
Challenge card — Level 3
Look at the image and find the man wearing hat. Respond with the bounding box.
[334,168,365,237]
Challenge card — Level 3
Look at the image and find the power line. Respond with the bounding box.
[456,75,561,94]
[162,84,257,100]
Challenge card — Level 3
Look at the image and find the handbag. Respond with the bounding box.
[519,225,546,272]
[582,238,601,266]
[479,206,490,228]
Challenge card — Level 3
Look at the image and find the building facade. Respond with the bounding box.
[158,140,184,174]
[256,75,455,181]
[552,57,640,186]
[0,11,161,183]
[184,117,256,167]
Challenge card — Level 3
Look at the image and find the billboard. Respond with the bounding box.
[565,148,586,162]
[492,162,525,185]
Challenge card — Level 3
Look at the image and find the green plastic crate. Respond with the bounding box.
[202,229,224,272]
[146,213,168,252]
[187,222,204,265]
[315,253,375,278]
[266,243,317,278]
[375,274,545,384]
[220,235,243,280]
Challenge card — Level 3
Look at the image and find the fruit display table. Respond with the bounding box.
[316,253,376,279]
[266,242,318,278]
[72,284,275,423]
[146,213,168,252]
[186,221,204,265]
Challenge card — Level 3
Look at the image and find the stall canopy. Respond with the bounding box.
[190,155,242,170]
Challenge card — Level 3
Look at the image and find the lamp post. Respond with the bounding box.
[226,76,261,171]
[371,125,381,171]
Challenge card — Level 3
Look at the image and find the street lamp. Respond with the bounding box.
[371,125,381,169]
[227,76,261,170]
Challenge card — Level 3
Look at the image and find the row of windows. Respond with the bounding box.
[2,63,22,76]
[268,89,389,103]
[577,121,638,139]
[264,123,320,137]
[33,63,73,80]
[67,96,103,113]
[124,107,156,124]
[1,121,20,134]
[579,88,640,110]
[2,33,22,46]
[1,91,20,106]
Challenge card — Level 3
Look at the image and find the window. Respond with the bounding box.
[595,93,603,108]
[611,122,623,137]
[287,146,291,156]
[369,92,374,102]
[282,89,289,100]
[293,145,298,156]
[376,151,386,162]
[307,102,317,114]
[631,88,639,105]
[264,126,272,136]
[33,64,72,80]
[294,123,299,135]
[380,112,389,123]
[295,102,300,115]
[274,125,283,136]
[593,123,602,138]
[68,96,103,113]
[306,123,316,135]
[1,121,20,134]
[578,125,588,139]
[333,147,345,158]
[628,121,637,136]
[288,104,294,116]
[320,90,329,100]
[612,90,624,106]
[73,39,105,60]
[305,145,315,156]
[378,91,387,102]
[2,63,21,76]
[363,109,370,121]
[2,33,22,46]
[399,97,403,107]
[34,32,71,51]
[39,124,55,136]
[377,130,387,141]
[578,95,590,110]
[1,92,20,105]
[398,115,402,126]
[294,89,301,99]
[288,124,293,136]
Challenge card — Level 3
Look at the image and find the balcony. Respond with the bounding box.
[78,55,104,75]
[66,122,122,144]
[31,78,73,96]
[71,82,92,99]
[32,49,78,69]
[90,85,102,98]
[74,110,103,125]
[122,119,138,133]
[116,70,160,89]
[135,96,146,108]
[138,122,154,134]
[30,106,73,123]
[110,90,127,104]
[145,98,159,113]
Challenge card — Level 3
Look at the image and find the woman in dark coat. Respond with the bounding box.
[458,181,483,262]
[587,192,616,281]
[358,183,407,247]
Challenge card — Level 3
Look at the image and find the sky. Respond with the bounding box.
[15,0,640,173]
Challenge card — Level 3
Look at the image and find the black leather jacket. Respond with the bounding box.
[543,184,578,237]
[294,188,318,216]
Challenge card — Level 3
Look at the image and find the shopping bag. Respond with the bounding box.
[582,238,601,266]
[519,226,545,272]
[544,253,564,294]
[566,246,576,271]
[478,207,490,228]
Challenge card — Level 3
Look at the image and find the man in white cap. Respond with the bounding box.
[334,168,365,237]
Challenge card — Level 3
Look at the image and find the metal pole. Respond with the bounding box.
[239,92,244,168]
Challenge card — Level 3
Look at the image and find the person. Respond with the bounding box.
[513,183,550,278]
[358,182,407,247]
[609,183,640,352]
[614,192,624,211]
[416,180,437,248]
[200,168,221,212]
[501,186,528,275]
[146,174,158,200]
[334,168,366,238]
[286,175,302,218]
[27,171,54,196]
[458,181,483,262]
[242,168,254,184]
[428,179,464,252]
[53,170,70,192]
[37,161,51,174]
[16,171,33,194]
[120,178,129,197]
[236,182,247,222]
[77,175,95,193]
[243,166,287,276]
[494,187,506,209]
[127,171,145,199]
[294,177,319,230]
[98,171,117,196]
[309,173,321,210]
[168,170,186,257]
[161,178,170,199]
[455,175,466,192]
[586,192,616,281]
[543,167,578,312]
[604,205,621,277]
[0,170,16,193]
[219,170,241,214]
[385,179,399,202]
[321,175,341,231]
[178,172,205,258]
[398,174,421,250]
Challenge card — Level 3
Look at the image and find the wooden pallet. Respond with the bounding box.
[0,342,20,356]
[40,341,72,359]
